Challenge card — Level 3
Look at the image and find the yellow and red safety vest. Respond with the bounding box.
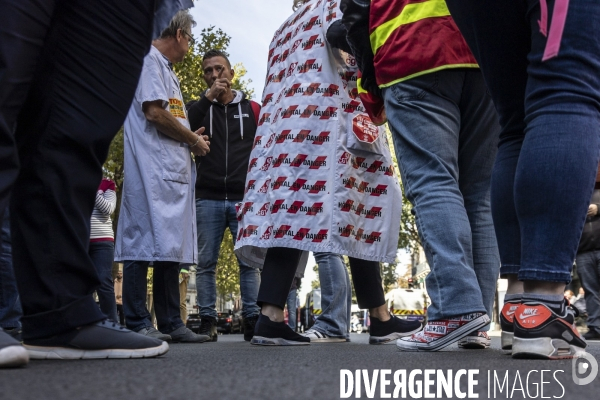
[369,0,478,88]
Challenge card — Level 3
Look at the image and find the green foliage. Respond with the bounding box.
[381,261,399,293]
[311,263,320,289]
[215,230,241,297]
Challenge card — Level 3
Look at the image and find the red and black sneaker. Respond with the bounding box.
[512,302,587,359]
[500,300,521,350]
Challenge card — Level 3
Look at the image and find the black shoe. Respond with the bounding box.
[251,314,310,346]
[512,301,586,359]
[136,326,172,342]
[166,326,209,343]
[24,320,169,359]
[583,328,600,341]
[0,329,28,368]
[243,315,258,342]
[198,317,218,342]
[3,327,22,343]
[369,315,422,344]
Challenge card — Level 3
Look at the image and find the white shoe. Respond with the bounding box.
[301,329,346,343]
[457,331,491,349]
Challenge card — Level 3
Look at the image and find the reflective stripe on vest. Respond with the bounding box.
[370,0,451,54]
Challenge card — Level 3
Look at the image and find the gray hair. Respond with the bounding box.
[159,10,196,39]
[293,0,309,11]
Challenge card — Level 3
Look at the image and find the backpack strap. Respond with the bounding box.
[249,100,261,126]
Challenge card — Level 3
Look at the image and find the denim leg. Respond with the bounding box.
[227,200,260,318]
[575,251,600,330]
[153,261,184,333]
[311,252,350,338]
[447,0,600,282]
[123,260,152,331]
[457,71,501,329]
[286,289,297,330]
[0,209,21,329]
[88,241,118,322]
[196,199,227,320]
[383,70,487,321]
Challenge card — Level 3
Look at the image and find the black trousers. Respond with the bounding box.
[257,247,386,310]
[0,0,155,339]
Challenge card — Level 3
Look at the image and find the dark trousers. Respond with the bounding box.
[88,241,118,322]
[123,261,185,334]
[0,209,21,329]
[0,0,155,339]
[446,0,600,283]
[257,248,385,310]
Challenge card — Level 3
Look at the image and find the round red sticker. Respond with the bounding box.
[352,114,379,143]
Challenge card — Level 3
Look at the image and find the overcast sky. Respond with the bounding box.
[189,1,295,101]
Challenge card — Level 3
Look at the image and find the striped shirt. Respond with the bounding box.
[90,178,116,242]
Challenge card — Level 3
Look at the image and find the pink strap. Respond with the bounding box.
[539,0,570,62]
[538,0,548,36]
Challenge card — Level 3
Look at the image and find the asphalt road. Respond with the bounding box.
[1,333,599,400]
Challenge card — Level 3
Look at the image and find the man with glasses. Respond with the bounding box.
[115,10,211,343]
[186,49,261,342]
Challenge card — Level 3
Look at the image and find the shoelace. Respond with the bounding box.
[101,319,125,330]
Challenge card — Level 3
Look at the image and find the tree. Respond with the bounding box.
[103,28,253,287]
[381,261,399,293]
[215,230,240,297]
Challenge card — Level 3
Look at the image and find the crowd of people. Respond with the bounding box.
[1,0,600,369]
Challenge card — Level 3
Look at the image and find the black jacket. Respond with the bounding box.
[578,187,600,253]
[186,90,259,200]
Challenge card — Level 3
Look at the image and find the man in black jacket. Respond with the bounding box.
[576,167,600,341]
[186,49,260,342]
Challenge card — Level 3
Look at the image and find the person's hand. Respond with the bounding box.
[191,127,210,156]
[588,204,598,217]
[206,66,230,101]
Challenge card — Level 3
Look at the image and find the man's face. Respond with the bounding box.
[175,27,193,63]
[202,56,234,87]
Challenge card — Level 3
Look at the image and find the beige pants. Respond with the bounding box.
[179,277,189,322]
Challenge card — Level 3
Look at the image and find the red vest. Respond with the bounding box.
[370,0,477,88]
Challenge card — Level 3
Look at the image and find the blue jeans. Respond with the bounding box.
[447,0,600,283]
[88,241,118,322]
[123,260,184,333]
[286,289,297,331]
[196,199,260,319]
[383,69,500,322]
[311,252,351,339]
[0,209,21,329]
[575,251,600,330]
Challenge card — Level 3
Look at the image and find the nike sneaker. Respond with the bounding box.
[500,299,521,350]
[512,301,586,359]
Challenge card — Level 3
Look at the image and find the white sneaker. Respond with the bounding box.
[301,329,346,343]
[457,331,491,349]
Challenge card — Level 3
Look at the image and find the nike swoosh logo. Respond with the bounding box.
[519,314,538,320]
[506,310,515,316]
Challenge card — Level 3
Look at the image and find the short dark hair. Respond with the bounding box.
[202,49,231,68]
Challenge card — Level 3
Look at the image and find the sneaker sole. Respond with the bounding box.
[370,327,422,345]
[24,342,169,359]
[512,337,585,360]
[0,345,29,367]
[250,336,310,346]
[305,337,346,343]
[396,315,490,352]
[170,336,210,343]
[457,337,491,349]
[501,331,513,350]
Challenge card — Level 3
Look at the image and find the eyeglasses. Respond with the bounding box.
[182,30,195,46]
